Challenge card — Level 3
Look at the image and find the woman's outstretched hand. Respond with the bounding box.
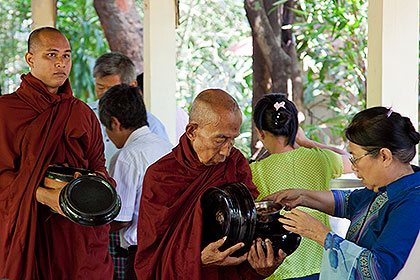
[263,189,304,210]
[279,208,330,246]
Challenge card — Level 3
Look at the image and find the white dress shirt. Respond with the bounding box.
[108,126,172,249]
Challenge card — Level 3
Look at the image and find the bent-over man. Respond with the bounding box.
[135,89,286,279]
[99,84,172,279]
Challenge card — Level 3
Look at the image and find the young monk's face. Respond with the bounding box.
[25,30,72,94]
[188,110,242,166]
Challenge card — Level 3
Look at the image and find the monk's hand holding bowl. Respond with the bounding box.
[201,236,247,267]
[247,238,286,277]
[36,186,65,216]
[36,170,84,217]
[279,208,330,247]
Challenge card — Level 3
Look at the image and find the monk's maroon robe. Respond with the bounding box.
[135,134,263,280]
[0,73,113,280]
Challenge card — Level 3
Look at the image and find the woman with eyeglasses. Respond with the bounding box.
[250,93,353,280]
[265,107,420,280]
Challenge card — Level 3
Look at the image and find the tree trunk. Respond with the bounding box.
[245,0,304,154]
[93,0,144,74]
[283,0,304,112]
[250,34,271,157]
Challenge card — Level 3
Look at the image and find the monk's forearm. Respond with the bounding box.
[36,186,64,215]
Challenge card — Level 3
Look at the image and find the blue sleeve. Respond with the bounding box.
[332,189,352,218]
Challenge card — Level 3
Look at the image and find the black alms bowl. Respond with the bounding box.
[254,201,301,256]
[45,165,121,227]
[201,182,256,257]
[201,183,301,258]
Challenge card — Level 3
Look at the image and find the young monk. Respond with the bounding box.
[0,27,113,279]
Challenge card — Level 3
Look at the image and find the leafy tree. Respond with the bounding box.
[295,0,367,144]
[0,0,31,94]
[245,0,367,152]
[0,0,368,157]
[176,0,254,155]
[56,0,110,102]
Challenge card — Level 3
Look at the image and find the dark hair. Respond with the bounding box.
[28,26,63,53]
[345,107,420,163]
[99,84,148,130]
[93,52,136,84]
[253,93,298,146]
[136,73,144,93]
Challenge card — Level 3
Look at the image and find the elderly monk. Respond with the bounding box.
[135,89,286,279]
[0,27,113,279]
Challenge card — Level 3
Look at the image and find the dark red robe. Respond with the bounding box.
[0,73,114,280]
[135,134,263,280]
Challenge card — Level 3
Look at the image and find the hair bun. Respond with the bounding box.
[403,117,420,145]
[273,110,290,127]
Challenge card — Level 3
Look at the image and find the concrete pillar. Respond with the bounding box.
[367,0,419,163]
[31,0,57,30]
[144,0,177,144]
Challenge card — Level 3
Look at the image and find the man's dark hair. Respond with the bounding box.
[28,26,63,53]
[136,73,144,94]
[99,84,148,130]
[253,93,299,146]
[93,52,136,84]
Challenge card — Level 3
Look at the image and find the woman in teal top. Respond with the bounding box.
[250,93,353,280]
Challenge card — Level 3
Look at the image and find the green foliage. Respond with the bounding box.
[294,0,367,144]
[0,0,31,94]
[0,0,108,102]
[176,0,253,156]
[56,0,109,102]
[0,0,368,155]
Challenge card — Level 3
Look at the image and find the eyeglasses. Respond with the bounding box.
[349,150,378,166]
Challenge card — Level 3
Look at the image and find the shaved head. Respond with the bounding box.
[186,89,242,166]
[28,27,65,53]
[189,89,242,127]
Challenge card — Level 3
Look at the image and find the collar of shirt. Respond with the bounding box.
[378,170,420,199]
[123,126,151,148]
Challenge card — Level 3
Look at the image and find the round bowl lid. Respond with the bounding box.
[201,182,256,257]
[59,175,121,227]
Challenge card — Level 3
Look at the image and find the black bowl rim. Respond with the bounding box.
[45,165,91,182]
[59,175,121,226]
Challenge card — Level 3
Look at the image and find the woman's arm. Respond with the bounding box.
[264,189,335,215]
[295,127,353,174]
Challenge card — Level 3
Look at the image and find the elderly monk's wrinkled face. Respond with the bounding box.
[25,31,72,94]
[188,110,242,166]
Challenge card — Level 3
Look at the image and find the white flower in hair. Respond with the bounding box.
[274,101,286,111]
